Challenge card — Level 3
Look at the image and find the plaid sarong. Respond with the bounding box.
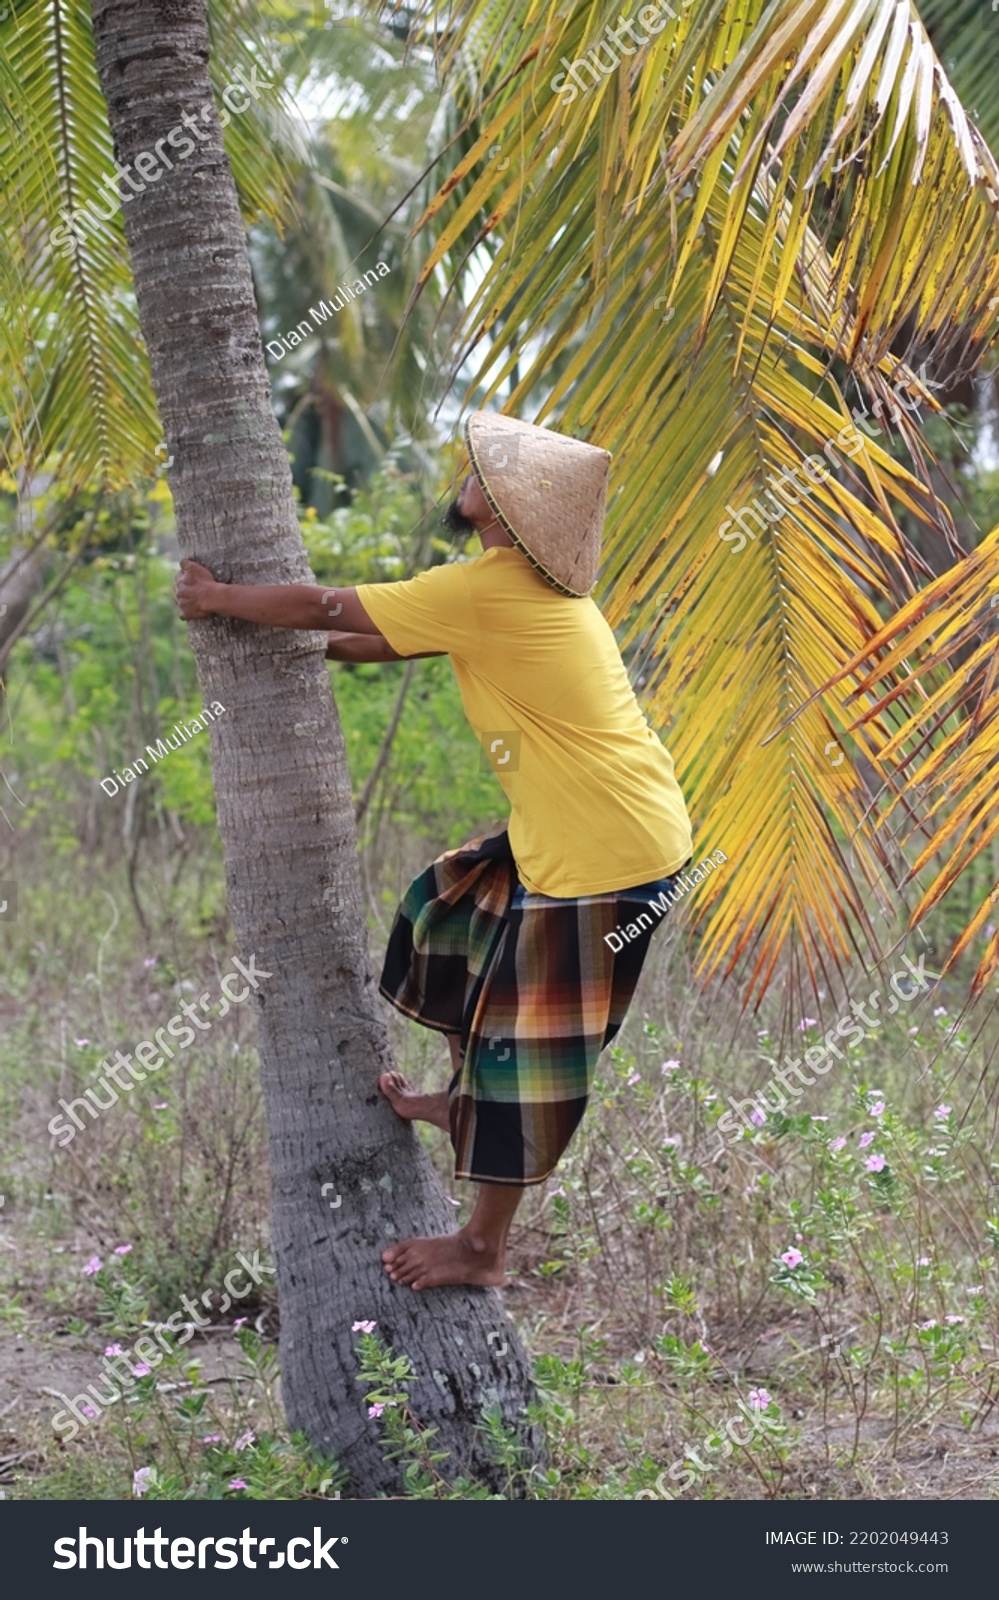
[378,823,683,1186]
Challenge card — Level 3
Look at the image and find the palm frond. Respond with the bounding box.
[411,0,999,1001]
[0,0,304,488]
[822,526,999,997]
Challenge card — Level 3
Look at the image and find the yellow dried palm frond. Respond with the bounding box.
[820,531,999,998]
[411,0,999,1002]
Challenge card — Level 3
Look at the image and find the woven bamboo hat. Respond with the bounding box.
[464,412,612,596]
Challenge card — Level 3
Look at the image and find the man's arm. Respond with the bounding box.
[175,559,379,634]
[324,631,444,663]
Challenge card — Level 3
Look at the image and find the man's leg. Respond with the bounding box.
[381,1180,523,1291]
[379,1033,525,1287]
[377,1032,460,1132]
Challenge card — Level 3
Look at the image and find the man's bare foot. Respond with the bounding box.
[379,1070,450,1132]
[381,1229,505,1291]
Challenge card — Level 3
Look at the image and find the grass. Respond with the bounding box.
[1,823,998,1502]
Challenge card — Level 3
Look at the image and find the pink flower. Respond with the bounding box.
[133,1363,152,1377]
[781,1248,803,1269]
[233,1316,248,1328]
[234,1430,255,1451]
[368,1403,385,1418]
[81,1403,98,1419]
[228,1478,248,1491]
[828,1137,847,1152]
[865,1153,886,1172]
[934,1104,951,1119]
[143,956,157,967]
[967,1285,984,1294]
[352,1319,377,1333]
[933,1006,947,1017]
[919,1319,938,1330]
[104,1343,124,1357]
[133,1467,154,1496]
[82,1255,101,1275]
[74,1038,90,1048]
[946,1315,965,1325]
[798,1018,817,1032]
[153,1102,168,1110]
[858,1131,876,1148]
[916,1256,931,1267]
[113,1244,132,1255]
[869,1101,885,1116]
[445,1196,461,1206]
[202,1434,222,1444]
[749,1107,766,1126]
[661,1059,681,1073]
[748,1388,771,1409]
[626,1072,641,1086]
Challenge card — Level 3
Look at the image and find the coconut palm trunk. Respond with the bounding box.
[89,0,541,1494]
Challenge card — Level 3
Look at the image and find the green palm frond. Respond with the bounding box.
[0,0,142,483]
[0,0,304,488]
[206,0,309,225]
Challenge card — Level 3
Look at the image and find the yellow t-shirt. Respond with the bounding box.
[354,547,693,896]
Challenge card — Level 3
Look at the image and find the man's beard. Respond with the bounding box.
[441,498,476,537]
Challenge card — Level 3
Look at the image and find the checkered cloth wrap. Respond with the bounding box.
[378,823,682,1186]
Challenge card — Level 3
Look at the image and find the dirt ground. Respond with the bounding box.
[2,1217,996,1502]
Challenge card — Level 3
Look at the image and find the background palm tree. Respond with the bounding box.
[251,14,461,503]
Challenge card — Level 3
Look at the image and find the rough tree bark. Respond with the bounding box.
[0,545,44,630]
[0,526,48,674]
[90,0,542,1494]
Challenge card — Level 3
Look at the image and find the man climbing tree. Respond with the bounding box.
[176,412,693,1290]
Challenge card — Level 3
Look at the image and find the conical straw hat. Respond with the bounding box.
[464,413,611,596]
